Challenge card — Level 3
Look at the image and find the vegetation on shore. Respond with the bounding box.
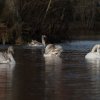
[0,0,100,44]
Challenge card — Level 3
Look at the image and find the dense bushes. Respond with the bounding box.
[0,0,100,44]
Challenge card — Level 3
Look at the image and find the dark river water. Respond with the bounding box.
[0,40,100,100]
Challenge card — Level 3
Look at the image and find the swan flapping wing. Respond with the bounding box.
[45,44,55,54]
[45,44,63,56]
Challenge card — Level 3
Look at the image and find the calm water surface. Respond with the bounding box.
[0,41,100,100]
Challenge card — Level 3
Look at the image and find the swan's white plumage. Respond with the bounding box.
[0,46,15,64]
[85,52,100,59]
[85,44,100,59]
[44,43,63,57]
[28,38,44,47]
[45,44,62,56]
[0,52,9,63]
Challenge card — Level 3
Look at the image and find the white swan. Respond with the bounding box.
[0,46,15,64]
[85,44,100,59]
[42,35,63,57]
[28,36,46,47]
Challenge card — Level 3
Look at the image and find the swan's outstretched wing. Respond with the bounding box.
[45,44,63,55]
[45,44,55,54]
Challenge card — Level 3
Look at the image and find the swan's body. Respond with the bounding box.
[28,39,44,47]
[0,46,15,64]
[85,44,100,59]
[42,35,63,57]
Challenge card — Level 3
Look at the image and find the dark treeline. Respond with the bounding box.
[0,0,100,44]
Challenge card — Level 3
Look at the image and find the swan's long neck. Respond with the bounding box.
[91,45,97,52]
[8,53,16,64]
[97,48,100,53]
[91,45,100,53]
[42,36,46,47]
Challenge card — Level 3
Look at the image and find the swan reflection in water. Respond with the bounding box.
[44,56,62,100]
[0,63,15,100]
[86,59,100,99]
